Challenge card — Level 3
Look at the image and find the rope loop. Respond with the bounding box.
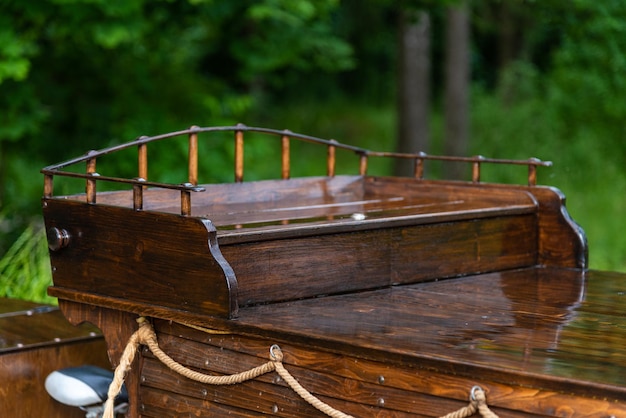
[269,344,283,362]
[103,317,499,418]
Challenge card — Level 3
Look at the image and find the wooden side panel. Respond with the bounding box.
[43,199,238,318]
[528,186,587,268]
[225,215,537,306]
[365,178,587,269]
[363,176,536,207]
[131,320,625,417]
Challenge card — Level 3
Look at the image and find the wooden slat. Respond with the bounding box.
[0,298,103,356]
[227,214,537,306]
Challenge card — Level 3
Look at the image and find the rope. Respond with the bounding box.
[103,317,498,418]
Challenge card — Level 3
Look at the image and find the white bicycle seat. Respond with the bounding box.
[45,365,128,417]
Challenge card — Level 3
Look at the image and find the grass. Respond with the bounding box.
[0,219,55,304]
[1,93,624,303]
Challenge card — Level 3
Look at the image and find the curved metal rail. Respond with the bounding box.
[41,124,552,216]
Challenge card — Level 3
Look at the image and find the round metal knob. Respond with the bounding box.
[47,227,70,251]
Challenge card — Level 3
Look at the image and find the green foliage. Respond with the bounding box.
[0,0,353,215]
[0,219,54,304]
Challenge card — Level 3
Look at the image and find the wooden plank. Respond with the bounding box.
[226,215,537,306]
[0,302,100,353]
[44,199,238,318]
[145,320,580,417]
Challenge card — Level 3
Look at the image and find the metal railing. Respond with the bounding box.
[41,124,552,216]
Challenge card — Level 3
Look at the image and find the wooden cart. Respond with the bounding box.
[42,126,626,417]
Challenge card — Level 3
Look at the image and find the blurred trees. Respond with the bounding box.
[395,7,431,177]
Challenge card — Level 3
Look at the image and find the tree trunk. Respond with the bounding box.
[395,9,430,177]
[443,1,470,180]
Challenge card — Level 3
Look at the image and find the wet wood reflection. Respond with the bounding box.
[238,268,626,390]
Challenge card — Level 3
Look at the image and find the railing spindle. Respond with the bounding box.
[281,132,290,180]
[137,137,148,182]
[44,174,54,198]
[414,154,425,179]
[181,184,192,216]
[527,158,538,186]
[188,127,199,186]
[327,140,337,177]
[472,156,483,183]
[133,180,144,211]
[359,153,368,176]
[235,126,244,183]
[86,151,97,204]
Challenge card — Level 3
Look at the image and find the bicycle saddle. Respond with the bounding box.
[45,365,128,416]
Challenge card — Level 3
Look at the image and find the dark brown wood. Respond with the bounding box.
[57,300,144,418]
[45,199,238,318]
[0,298,109,418]
[41,126,615,416]
[227,215,537,306]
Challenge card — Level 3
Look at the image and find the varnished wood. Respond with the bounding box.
[45,199,238,318]
[0,298,109,418]
[58,300,144,418]
[227,215,537,306]
[41,126,611,416]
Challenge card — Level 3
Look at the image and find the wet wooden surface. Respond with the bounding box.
[234,267,626,401]
[0,298,110,417]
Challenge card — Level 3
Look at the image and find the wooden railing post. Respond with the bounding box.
[414,153,425,179]
[133,180,145,211]
[86,151,97,204]
[359,153,368,176]
[281,132,291,180]
[181,184,192,216]
[137,139,148,182]
[235,126,244,183]
[44,174,54,198]
[327,140,337,177]
[527,158,538,186]
[188,127,199,186]
[472,156,483,183]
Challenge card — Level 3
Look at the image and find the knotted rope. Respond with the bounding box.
[103,317,498,418]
